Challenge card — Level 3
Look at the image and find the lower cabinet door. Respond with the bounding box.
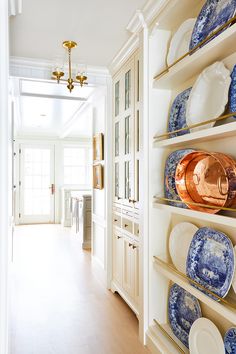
[113,233,123,285]
[132,244,139,305]
[123,237,134,297]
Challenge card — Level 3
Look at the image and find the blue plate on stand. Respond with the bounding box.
[225,327,236,353]
[229,65,236,118]
[164,149,194,208]
[168,283,202,348]
[186,227,235,300]
[189,0,236,51]
[168,88,191,138]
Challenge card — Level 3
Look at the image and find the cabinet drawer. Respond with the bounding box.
[122,218,133,234]
[122,209,133,218]
[113,206,122,213]
[113,214,121,227]
[134,223,139,237]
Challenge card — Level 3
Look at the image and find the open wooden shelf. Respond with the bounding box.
[154,257,236,325]
[153,121,236,148]
[153,201,236,228]
[153,23,236,89]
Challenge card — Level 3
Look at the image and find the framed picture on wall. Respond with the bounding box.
[93,164,103,189]
[93,133,104,161]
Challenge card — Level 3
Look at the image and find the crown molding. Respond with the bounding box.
[10,57,110,86]
[109,33,139,76]
[142,0,170,27]
[109,0,171,75]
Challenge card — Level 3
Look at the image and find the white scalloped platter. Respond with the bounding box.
[186,61,231,132]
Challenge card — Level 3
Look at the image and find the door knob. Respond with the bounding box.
[49,184,55,195]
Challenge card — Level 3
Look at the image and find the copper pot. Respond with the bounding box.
[175,151,236,214]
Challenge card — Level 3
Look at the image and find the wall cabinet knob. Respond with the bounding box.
[132,245,137,249]
[114,219,118,222]
[128,242,133,247]
[117,236,122,240]
[124,224,128,227]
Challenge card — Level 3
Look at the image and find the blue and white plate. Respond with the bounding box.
[229,65,236,118]
[189,0,236,51]
[168,283,202,348]
[164,149,194,208]
[168,88,191,137]
[224,327,236,353]
[186,227,235,300]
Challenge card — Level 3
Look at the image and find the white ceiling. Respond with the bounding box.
[10,0,147,66]
[14,79,94,138]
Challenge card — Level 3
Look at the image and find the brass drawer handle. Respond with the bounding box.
[137,229,139,234]
[124,224,129,227]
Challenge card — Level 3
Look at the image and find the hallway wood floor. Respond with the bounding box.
[10,225,149,354]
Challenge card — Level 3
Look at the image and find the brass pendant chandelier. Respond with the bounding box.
[52,41,88,92]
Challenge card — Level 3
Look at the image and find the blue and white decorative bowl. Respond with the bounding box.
[224,327,236,354]
[189,0,236,51]
[168,283,202,348]
[168,88,191,138]
[164,149,195,208]
[186,227,235,300]
[229,65,236,118]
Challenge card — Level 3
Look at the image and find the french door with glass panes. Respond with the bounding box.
[19,144,55,224]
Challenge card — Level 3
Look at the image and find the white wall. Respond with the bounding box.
[0,1,10,353]
[92,85,112,286]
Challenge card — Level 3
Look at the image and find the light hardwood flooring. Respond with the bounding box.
[10,224,149,354]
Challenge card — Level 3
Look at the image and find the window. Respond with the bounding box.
[63,146,92,186]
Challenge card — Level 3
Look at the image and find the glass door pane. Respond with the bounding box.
[115,81,120,117]
[115,122,119,157]
[125,70,131,110]
[20,145,55,223]
[125,116,130,155]
[124,161,131,199]
[115,163,119,198]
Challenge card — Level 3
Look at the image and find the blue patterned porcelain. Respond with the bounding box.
[225,328,236,353]
[168,88,191,138]
[168,283,202,348]
[186,227,235,300]
[189,0,236,51]
[164,149,194,208]
[229,65,236,118]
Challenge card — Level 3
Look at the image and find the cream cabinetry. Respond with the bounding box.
[113,51,141,209]
[146,1,236,353]
[112,226,139,314]
[111,49,141,316]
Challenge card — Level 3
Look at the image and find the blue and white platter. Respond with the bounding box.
[189,0,236,51]
[224,327,236,354]
[164,149,194,208]
[229,65,236,118]
[168,283,202,348]
[168,88,191,137]
[186,227,235,300]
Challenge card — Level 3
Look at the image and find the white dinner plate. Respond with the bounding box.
[169,222,198,274]
[167,18,196,66]
[189,318,225,354]
[186,61,231,132]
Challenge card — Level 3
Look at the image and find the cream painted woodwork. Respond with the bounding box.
[145,0,236,353]
[112,49,141,317]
